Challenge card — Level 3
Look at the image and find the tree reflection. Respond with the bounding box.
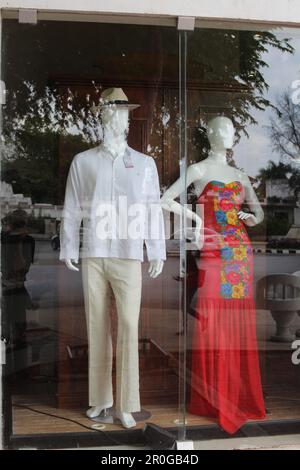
[1,29,294,204]
[269,91,300,162]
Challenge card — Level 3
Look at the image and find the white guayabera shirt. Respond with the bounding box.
[59,144,166,263]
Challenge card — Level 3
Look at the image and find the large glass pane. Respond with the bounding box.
[1,18,186,446]
[184,25,300,434]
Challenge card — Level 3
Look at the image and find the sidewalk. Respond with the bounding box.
[65,434,300,452]
[64,434,300,450]
[194,434,300,450]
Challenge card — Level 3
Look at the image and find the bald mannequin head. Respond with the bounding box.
[207,116,235,150]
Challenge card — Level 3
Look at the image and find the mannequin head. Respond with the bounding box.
[207,116,235,151]
[101,105,129,143]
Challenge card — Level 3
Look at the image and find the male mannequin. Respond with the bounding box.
[161,116,264,233]
[60,88,166,428]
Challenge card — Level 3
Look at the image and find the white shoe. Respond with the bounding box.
[116,411,136,429]
[86,403,113,419]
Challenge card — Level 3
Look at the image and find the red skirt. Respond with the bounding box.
[188,259,266,434]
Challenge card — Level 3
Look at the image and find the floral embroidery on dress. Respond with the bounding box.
[209,180,251,299]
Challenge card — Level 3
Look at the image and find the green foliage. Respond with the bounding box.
[248,212,290,238]
[258,161,293,179]
[189,29,293,144]
[256,160,300,200]
[269,92,300,162]
[256,161,295,198]
[1,27,294,203]
[266,215,290,236]
[2,131,88,204]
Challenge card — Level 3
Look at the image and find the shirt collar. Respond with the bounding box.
[98,142,129,160]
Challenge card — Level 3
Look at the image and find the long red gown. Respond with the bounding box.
[188,180,266,434]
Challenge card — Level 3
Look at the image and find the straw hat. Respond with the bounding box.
[91,88,140,114]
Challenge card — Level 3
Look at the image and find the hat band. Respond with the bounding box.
[103,99,129,105]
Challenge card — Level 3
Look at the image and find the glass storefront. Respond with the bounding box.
[1,16,300,448]
[184,26,300,436]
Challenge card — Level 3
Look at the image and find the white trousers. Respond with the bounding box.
[82,257,142,412]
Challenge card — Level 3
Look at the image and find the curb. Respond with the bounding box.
[253,248,300,254]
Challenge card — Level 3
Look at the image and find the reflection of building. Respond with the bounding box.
[257,179,300,239]
[31,203,61,220]
[287,210,300,239]
[266,179,294,200]
[1,181,62,235]
[264,179,296,236]
[0,181,32,211]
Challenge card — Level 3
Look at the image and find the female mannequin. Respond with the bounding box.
[161,116,264,233]
[161,116,266,434]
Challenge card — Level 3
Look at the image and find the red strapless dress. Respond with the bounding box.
[188,180,266,434]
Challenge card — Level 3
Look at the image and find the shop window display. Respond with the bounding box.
[1,18,300,448]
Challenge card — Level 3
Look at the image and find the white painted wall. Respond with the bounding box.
[266,180,294,200]
[0,0,300,25]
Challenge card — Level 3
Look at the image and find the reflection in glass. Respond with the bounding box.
[1,19,183,441]
[184,27,300,433]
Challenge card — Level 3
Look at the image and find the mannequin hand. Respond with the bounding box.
[185,224,204,250]
[194,225,204,250]
[238,211,257,227]
[148,259,164,278]
[64,259,79,272]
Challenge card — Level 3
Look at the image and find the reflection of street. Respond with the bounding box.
[26,240,83,309]
[26,240,300,347]
[1,211,36,376]
[27,239,300,305]
[12,239,300,432]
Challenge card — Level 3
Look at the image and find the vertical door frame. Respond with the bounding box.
[0,7,3,451]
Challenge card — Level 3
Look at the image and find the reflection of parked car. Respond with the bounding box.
[50,224,83,252]
[51,221,61,251]
[200,227,222,252]
[172,227,221,253]
[51,233,60,251]
[267,238,300,249]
